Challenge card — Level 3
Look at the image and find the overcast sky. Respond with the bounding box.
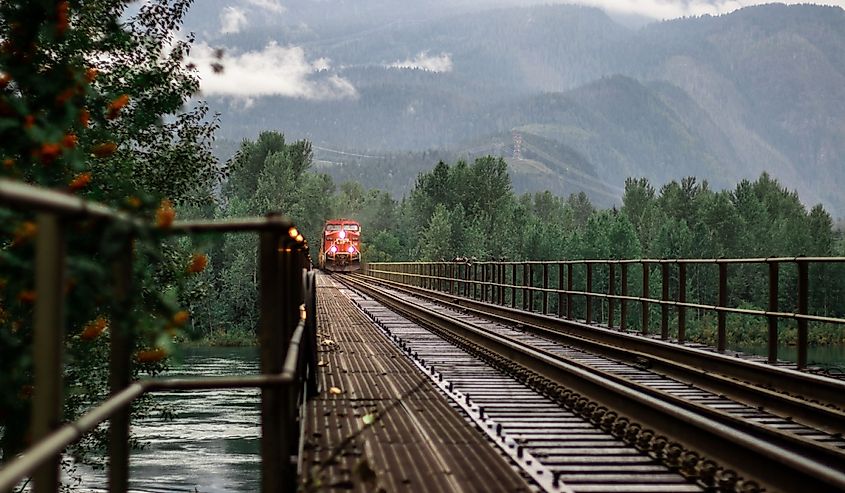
[184,0,845,101]
[521,0,845,19]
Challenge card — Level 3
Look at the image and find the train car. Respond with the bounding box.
[319,219,361,272]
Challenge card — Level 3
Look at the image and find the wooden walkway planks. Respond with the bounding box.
[299,274,530,492]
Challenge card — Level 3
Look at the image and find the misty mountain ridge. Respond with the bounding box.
[198,3,845,216]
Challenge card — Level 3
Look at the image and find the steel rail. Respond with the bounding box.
[358,274,845,432]
[348,277,845,462]
[342,274,845,492]
[361,273,845,407]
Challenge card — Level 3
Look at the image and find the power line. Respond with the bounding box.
[312,145,384,159]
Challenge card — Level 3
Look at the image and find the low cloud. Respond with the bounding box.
[389,52,453,73]
[565,0,845,19]
[220,7,247,34]
[188,41,357,101]
[245,0,286,14]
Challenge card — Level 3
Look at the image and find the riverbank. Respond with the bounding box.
[681,315,845,347]
[180,328,257,348]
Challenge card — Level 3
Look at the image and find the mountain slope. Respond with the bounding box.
[205,4,845,215]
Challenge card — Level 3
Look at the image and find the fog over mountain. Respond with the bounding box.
[182,2,845,216]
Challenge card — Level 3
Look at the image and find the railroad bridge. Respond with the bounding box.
[1,179,845,492]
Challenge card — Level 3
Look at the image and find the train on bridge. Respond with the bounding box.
[318,219,361,272]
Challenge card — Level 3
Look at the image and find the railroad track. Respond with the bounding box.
[359,273,845,418]
[334,273,845,493]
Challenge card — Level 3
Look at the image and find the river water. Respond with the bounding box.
[735,344,845,371]
[76,347,261,492]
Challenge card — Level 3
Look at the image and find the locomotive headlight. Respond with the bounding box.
[329,245,338,254]
[339,230,346,239]
[347,245,356,254]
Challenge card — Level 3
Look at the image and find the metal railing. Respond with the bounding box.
[364,258,845,370]
[0,179,318,492]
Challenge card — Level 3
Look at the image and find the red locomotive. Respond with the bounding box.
[319,219,361,272]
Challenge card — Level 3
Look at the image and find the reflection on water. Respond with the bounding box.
[77,347,261,492]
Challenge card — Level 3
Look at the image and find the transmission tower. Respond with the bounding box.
[512,132,524,160]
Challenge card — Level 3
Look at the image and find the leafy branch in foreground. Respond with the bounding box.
[0,0,222,472]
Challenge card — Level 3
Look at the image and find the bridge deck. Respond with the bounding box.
[300,274,530,492]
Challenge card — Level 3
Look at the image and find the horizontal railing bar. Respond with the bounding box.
[169,217,295,234]
[146,373,294,392]
[0,370,296,491]
[372,257,845,266]
[0,178,139,223]
[367,267,845,327]
[0,382,144,492]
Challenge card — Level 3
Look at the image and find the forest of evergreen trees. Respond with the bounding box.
[186,132,844,348]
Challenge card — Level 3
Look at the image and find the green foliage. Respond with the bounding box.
[0,0,222,470]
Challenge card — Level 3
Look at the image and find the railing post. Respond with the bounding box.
[497,264,502,305]
[797,258,809,370]
[490,263,495,303]
[527,263,533,312]
[522,263,529,310]
[661,263,669,340]
[481,263,487,302]
[108,237,134,493]
[608,264,615,329]
[641,262,649,336]
[305,270,319,397]
[491,264,496,303]
[32,213,66,493]
[585,263,593,324]
[718,263,727,353]
[542,263,549,315]
[285,246,304,471]
[768,262,779,364]
[488,264,493,302]
[620,263,628,331]
[566,264,574,320]
[557,263,565,318]
[259,226,286,493]
[511,264,517,308]
[465,263,471,297]
[678,263,687,343]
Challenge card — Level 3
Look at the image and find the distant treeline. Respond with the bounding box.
[182,132,844,345]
